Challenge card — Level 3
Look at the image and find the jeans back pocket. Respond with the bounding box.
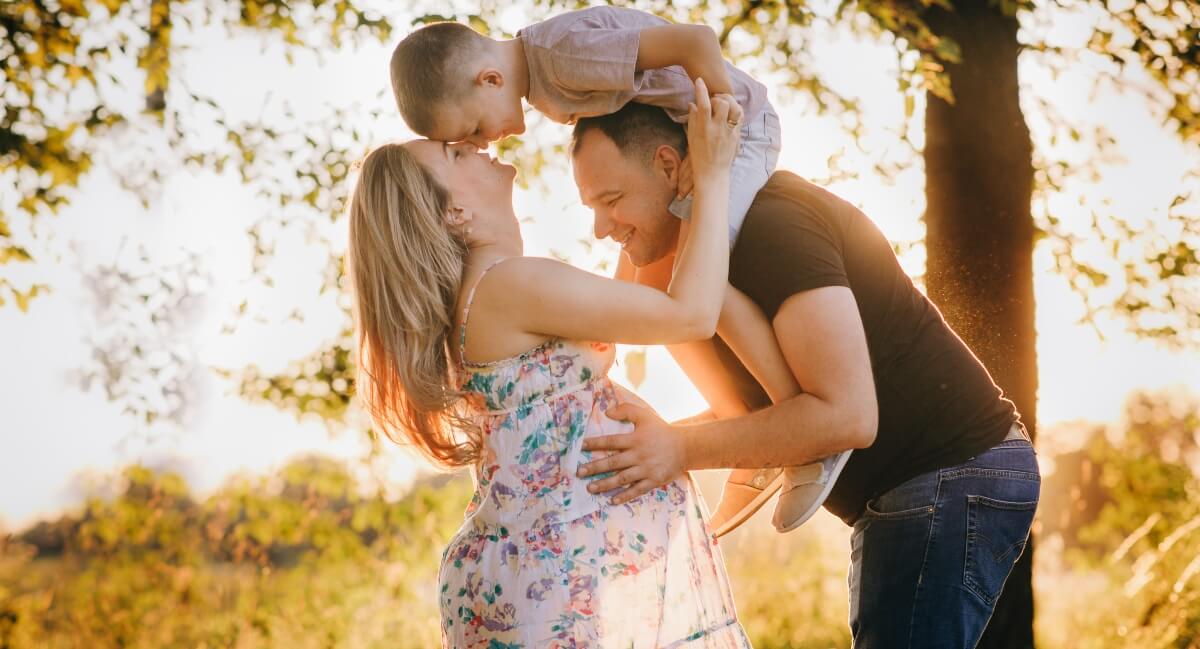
[963,495,1037,605]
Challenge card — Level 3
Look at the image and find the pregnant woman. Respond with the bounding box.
[347,81,752,648]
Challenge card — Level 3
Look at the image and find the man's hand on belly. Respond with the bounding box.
[577,401,687,505]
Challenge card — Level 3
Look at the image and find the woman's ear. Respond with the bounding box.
[446,206,476,238]
[446,205,472,226]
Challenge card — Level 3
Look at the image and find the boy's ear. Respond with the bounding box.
[476,68,504,89]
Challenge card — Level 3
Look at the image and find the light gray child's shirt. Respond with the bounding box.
[519,6,782,245]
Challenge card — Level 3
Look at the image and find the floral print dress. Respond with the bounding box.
[438,259,751,649]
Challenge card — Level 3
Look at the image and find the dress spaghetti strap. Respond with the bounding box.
[458,257,516,366]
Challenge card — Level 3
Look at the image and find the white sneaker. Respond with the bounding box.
[771,450,852,533]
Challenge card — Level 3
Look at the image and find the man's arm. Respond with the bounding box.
[578,285,878,503]
[682,285,876,468]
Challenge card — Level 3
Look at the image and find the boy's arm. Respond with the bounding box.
[636,24,734,96]
[716,285,803,405]
[667,334,752,420]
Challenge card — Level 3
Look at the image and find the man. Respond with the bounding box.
[570,102,1040,648]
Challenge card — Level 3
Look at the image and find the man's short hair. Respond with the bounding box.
[571,103,687,167]
[390,22,487,135]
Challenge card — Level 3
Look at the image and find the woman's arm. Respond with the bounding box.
[626,226,797,414]
[504,81,739,345]
[611,234,757,417]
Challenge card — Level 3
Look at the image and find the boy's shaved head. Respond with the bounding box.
[390,22,489,135]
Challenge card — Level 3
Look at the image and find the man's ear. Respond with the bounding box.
[651,144,684,186]
[475,68,504,89]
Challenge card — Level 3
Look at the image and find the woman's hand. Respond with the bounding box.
[685,77,742,183]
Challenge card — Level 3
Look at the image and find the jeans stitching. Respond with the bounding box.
[862,501,935,521]
[970,495,1040,511]
[905,473,944,649]
[940,467,1040,482]
[962,495,1037,606]
[995,439,1032,448]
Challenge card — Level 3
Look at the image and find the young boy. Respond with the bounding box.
[389,6,850,535]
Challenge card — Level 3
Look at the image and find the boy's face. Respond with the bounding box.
[572,129,681,268]
[426,83,526,149]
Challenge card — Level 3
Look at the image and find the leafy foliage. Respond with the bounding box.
[2,390,1197,647]
[0,456,470,648]
[0,0,391,309]
[1036,389,1200,648]
[4,1,1197,428]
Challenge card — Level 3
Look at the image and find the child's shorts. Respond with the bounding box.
[669,105,781,249]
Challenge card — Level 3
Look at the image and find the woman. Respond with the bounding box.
[348,81,751,647]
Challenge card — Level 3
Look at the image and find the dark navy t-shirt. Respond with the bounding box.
[720,171,1019,525]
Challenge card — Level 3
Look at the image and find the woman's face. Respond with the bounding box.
[404,139,516,217]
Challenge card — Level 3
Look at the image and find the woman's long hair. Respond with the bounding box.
[346,143,477,468]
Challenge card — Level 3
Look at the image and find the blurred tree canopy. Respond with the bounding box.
[1,0,392,311]
[5,0,1197,410]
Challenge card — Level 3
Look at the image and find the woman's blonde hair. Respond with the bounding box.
[347,142,478,468]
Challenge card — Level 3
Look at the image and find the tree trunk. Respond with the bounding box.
[923,1,1037,647]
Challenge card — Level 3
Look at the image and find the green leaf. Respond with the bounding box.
[932,37,962,64]
[0,247,34,264]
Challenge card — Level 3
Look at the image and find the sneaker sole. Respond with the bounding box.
[774,451,853,533]
[711,471,786,538]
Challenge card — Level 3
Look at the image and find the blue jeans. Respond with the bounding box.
[847,435,1040,649]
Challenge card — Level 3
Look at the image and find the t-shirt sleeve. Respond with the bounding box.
[729,196,850,319]
[524,7,668,94]
[544,27,641,93]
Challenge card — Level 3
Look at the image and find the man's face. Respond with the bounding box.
[572,130,681,267]
[425,84,526,149]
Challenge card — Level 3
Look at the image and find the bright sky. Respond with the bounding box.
[1,2,1197,530]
